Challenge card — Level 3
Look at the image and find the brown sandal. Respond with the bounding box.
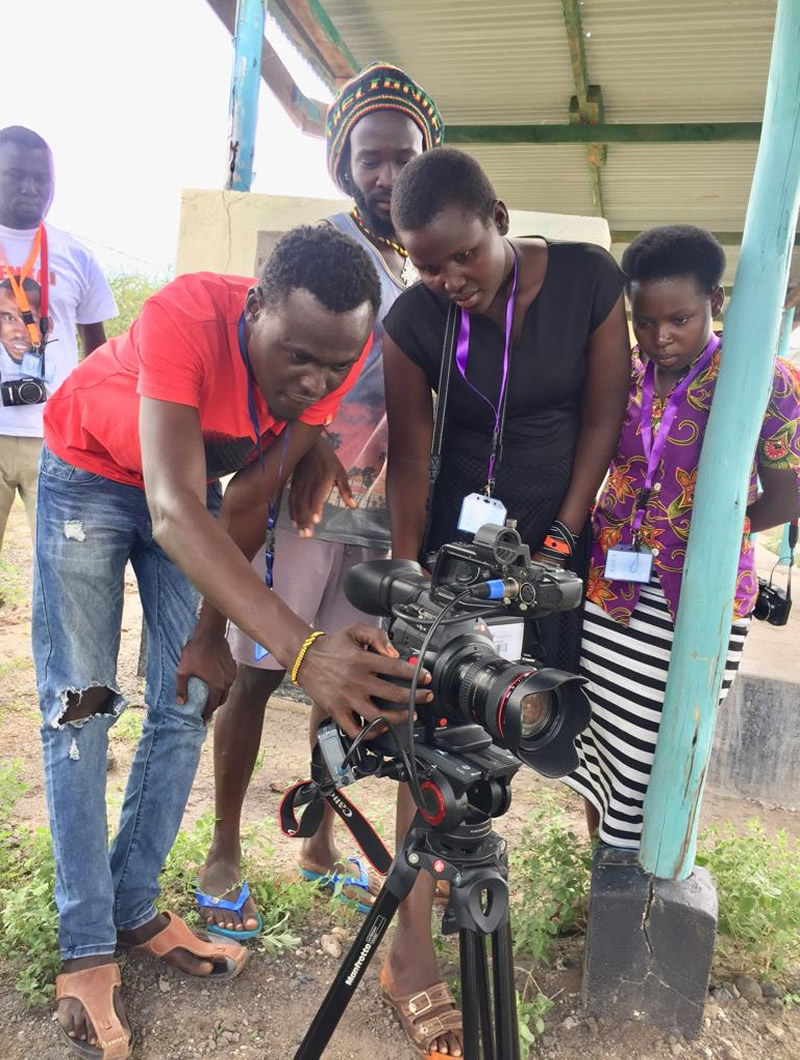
[55,963,131,1060]
[380,967,463,1059]
[131,911,248,980]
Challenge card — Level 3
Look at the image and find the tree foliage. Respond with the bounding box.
[105,272,164,339]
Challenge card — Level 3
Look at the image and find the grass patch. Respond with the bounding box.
[0,554,27,608]
[0,760,319,1005]
[697,820,800,978]
[0,656,29,678]
[110,709,143,743]
[510,795,592,965]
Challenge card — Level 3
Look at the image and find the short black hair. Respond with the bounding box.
[259,225,381,317]
[622,225,726,295]
[391,147,496,233]
[0,126,49,152]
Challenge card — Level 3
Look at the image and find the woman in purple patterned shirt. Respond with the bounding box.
[564,225,800,848]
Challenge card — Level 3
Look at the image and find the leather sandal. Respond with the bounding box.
[131,911,248,980]
[379,967,463,1059]
[55,963,131,1060]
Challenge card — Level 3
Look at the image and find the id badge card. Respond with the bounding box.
[604,545,654,583]
[457,492,508,536]
[21,350,45,379]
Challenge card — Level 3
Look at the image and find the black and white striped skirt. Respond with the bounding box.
[563,579,750,849]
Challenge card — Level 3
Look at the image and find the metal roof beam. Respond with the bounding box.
[267,0,358,88]
[611,230,799,246]
[206,0,326,137]
[446,123,762,144]
[561,0,605,217]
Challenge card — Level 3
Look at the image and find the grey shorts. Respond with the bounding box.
[227,526,390,670]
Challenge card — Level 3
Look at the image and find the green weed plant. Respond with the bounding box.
[697,821,800,977]
[510,795,592,964]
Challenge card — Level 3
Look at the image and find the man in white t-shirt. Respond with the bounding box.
[0,125,117,551]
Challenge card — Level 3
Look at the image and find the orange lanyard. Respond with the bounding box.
[0,224,49,349]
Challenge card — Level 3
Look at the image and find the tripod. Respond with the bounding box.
[294,805,520,1060]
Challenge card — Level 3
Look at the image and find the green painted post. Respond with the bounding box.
[639,0,800,881]
[777,305,796,359]
[444,122,762,145]
[226,0,266,191]
[778,522,792,566]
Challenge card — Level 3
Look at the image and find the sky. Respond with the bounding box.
[6,0,343,278]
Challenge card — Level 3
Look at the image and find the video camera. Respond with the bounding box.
[287,525,591,1060]
[302,523,590,833]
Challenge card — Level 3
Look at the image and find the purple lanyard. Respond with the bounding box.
[632,332,720,537]
[454,251,518,495]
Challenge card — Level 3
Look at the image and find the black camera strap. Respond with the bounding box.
[420,300,459,558]
[279,777,393,877]
[786,519,797,605]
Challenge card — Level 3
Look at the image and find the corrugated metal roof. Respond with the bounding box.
[317,0,798,287]
[581,1,777,122]
[603,143,760,229]
[321,0,576,123]
[467,144,597,216]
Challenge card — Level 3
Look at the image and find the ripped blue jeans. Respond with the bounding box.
[33,446,221,960]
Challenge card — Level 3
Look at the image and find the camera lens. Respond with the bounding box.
[438,643,589,777]
[519,691,555,740]
[18,379,45,404]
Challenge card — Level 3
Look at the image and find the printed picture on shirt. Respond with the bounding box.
[0,277,41,363]
[0,277,55,381]
[325,400,387,511]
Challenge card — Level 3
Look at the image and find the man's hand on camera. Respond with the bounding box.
[176,631,237,721]
[296,624,432,739]
[290,435,355,537]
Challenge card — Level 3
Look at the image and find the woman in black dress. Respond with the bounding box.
[377,149,631,1059]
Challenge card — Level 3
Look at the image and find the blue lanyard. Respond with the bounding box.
[236,314,288,591]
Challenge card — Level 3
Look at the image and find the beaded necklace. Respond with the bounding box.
[350,207,408,258]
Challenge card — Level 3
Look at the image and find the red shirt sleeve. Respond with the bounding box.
[297,333,373,427]
[135,295,206,408]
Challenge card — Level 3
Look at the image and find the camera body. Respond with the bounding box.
[1,376,46,406]
[344,523,590,779]
[753,578,792,625]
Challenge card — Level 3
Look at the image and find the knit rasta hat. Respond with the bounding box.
[325,62,444,193]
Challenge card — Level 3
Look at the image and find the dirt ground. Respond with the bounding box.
[1,503,798,1060]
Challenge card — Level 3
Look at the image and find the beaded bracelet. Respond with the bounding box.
[290,630,326,684]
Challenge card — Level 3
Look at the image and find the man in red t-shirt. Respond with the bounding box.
[33,225,429,1058]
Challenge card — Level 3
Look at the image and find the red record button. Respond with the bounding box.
[433,859,445,874]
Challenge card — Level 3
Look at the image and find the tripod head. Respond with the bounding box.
[282,717,521,846]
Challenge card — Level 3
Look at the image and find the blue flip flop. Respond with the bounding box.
[300,856,377,915]
[195,879,263,940]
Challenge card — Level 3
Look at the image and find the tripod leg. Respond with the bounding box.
[294,883,400,1059]
[491,919,520,1060]
[459,929,496,1060]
